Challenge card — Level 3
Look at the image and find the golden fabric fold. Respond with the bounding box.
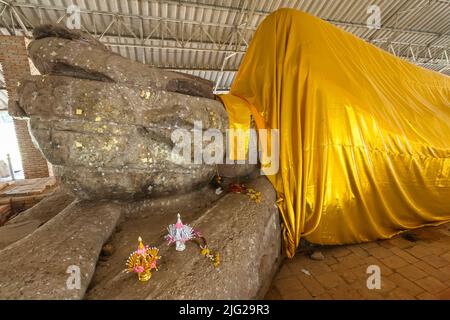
[219,9,450,258]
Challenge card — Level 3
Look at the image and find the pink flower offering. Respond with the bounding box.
[136,247,147,255]
[165,213,197,251]
[134,266,144,273]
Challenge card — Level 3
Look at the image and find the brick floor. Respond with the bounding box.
[265,222,450,300]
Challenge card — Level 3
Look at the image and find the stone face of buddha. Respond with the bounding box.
[14,25,229,200]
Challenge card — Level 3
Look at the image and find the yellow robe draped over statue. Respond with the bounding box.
[219,9,450,258]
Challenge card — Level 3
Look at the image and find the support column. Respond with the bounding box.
[0,35,49,179]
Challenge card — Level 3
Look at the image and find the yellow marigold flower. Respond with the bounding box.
[201,247,210,256]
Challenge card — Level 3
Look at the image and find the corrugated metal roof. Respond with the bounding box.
[0,0,448,92]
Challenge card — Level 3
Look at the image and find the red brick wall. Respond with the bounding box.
[13,119,50,178]
[0,35,49,179]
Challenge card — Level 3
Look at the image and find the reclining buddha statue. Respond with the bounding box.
[13,9,450,260]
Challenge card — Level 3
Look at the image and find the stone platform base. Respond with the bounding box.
[0,176,281,299]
